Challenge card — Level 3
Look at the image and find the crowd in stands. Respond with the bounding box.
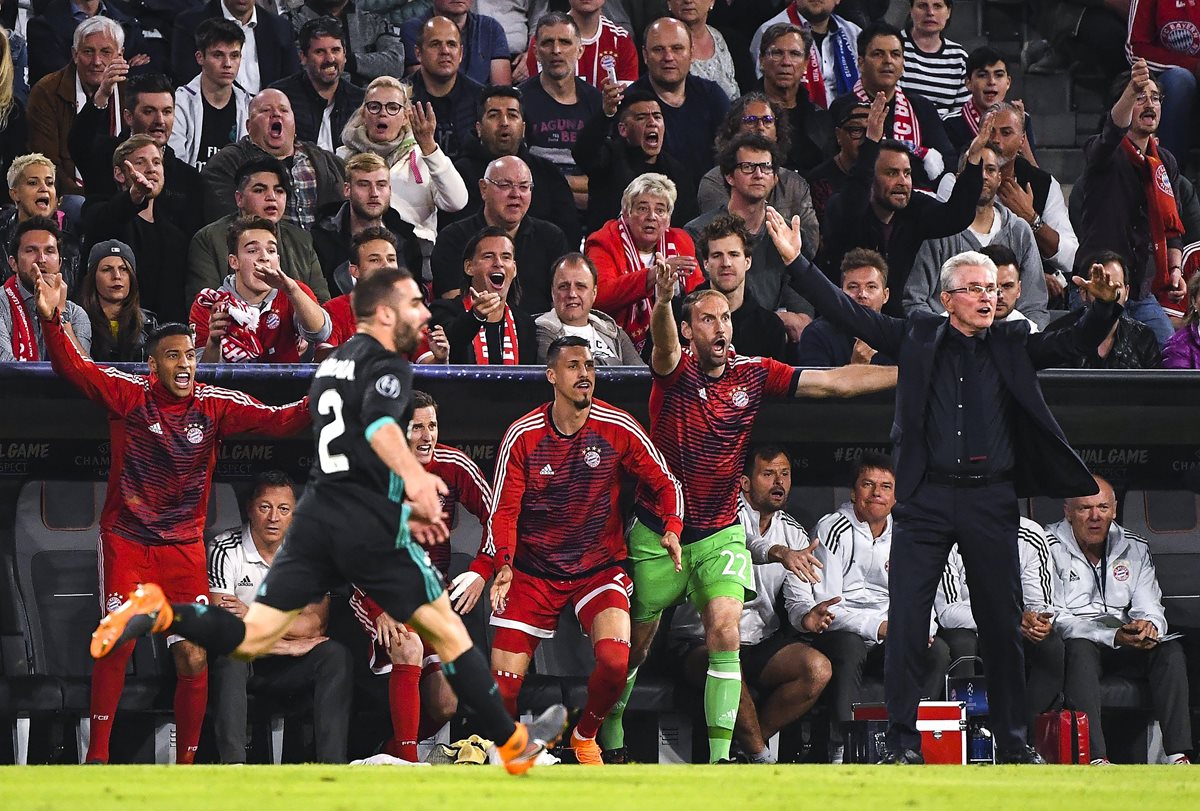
[1,0,1198,764]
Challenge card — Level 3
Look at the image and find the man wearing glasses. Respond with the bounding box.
[767,204,1123,765]
[751,1,861,108]
[431,155,569,314]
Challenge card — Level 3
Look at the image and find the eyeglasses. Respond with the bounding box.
[1135,92,1163,104]
[765,47,806,61]
[741,114,775,127]
[840,125,867,137]
[485,177,535,193]
[733,161,776,175]
[945,283,998,297]
[365,101,404,116]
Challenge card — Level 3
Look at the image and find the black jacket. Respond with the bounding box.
[431,211,569,315]
[572,108,698,236]
[269,72,365,151]
[27,0,149,85]
[786,254,1120,501]
[795,316,896,367]
[68,100,204,237]
[447,136,581,248]
[171,0,299,89]
[820,138,982,317]
[1047,310,1161,369]
[311,202,423,296]
[429,295,539,365]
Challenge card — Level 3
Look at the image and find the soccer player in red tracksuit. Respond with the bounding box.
[349,390,494,762]
[35,273,311,765]
[484,335,684,766]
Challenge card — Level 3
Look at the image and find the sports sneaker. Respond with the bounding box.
[496,704,568,775]
[600,746,628,764]
[570,731,603,766]
[1168,753,1192,765]
[1090,758,1113,766]
[90,583,173,659]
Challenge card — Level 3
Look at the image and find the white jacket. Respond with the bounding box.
[1045,519,1167,647]
[336,142,468,242]
[810,502,893,644]
[169,76,251,169]
[672,495,817,646]
[935,516,1059,630]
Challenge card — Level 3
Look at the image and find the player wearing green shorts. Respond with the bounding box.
[599,215,896,762]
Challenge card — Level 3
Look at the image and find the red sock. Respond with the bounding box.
[388,665,422,762]
[86,641,135,763]
[493,670,524,718]
[173,670,207,765]
[576,638,631,740]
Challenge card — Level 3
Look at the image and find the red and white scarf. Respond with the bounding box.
[788,3,857,110]
[961,98,984,135]
[193,288,265,363]
[616,215,678,350]
[1122,136,1185,308]
[462,293,518,365]
[3,276,38,361]
[854,80,928,159]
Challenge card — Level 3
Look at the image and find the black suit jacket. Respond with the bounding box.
[786,255,1117,502]
[171,0,299,89]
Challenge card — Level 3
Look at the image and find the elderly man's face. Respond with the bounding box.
[760,32,806,95]
[1066,481,1117,546]
[73,32,119,92]
[480,159,533,229]
[551,261,596,327]
[625,192,672,251]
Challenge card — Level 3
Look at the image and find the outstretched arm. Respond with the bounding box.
[649,255,682,377]
[1026,263,1122,369]
[795,364,898,399]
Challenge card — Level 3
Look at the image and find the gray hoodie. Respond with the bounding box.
[534,308,644,366]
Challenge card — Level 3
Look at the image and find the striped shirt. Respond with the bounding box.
[899,31,969,119]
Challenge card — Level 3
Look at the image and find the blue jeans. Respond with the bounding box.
[1156,67,1195,169]
[1124,295,1176,347]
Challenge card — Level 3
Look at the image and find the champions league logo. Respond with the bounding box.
[376,375,402,399]
[583,445,602,469]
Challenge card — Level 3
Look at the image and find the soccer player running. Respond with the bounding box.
[484,336,684,766]
[88,267,568,774]
[600,245,898,763]
[350,389,494,761]
[31,274,312,765]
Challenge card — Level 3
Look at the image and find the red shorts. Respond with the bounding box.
[490,565,632,657]
[100,532,209,645]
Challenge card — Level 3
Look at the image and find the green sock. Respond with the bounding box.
[704,650,741,763]
[598,666,638,751]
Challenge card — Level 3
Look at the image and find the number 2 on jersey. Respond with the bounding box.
[317,389,349,473]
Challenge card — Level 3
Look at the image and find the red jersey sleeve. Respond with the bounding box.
[588,231,652,314]
[440,449,493,522]
[210,386,311,437]
[349,586,384,635]
[41,312,146,415]
[467,547,496,579]
[1128,2,1200,72]
[484,421,529,572]
[762,357,801,397]
[615,411,684,536]
[524,34,538,78]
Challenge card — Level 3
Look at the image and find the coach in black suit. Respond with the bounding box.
[766,206,1122,764]
[171,0,299,92]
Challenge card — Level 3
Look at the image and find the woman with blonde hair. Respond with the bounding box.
[338,75,468,244]
[0,29,27,185]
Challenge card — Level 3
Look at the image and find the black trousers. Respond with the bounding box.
[1063,638,1192,759]
[886,481,1027,753]
[210,638,354,763]
[938,626,1065,730]
[813,629,950,747]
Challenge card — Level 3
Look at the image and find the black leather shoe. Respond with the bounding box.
[877,747,925,765]
[996,745,1047,764]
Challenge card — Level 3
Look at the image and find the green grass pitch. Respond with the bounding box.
[1,764,1199,810]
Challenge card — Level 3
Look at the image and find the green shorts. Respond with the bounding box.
[627,519,756,624]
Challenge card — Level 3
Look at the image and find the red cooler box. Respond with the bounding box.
[852,701,968,764]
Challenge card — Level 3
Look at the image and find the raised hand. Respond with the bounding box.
[600,75,624,118]
[652,252,676,303]
[427,325,449,363]
[94,55,130,107]
[123,160,155,204]
[469,286,504,320]
[251,259,289,290]
[410,101,438,154]
[765,205,803,265]
[866,91,887,142]
[33,264,63,320]
[1071,262,1121,303]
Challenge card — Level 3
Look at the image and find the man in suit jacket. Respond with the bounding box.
[171,0,299,94]
[766,205,1122,765]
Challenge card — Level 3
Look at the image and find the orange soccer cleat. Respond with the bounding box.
[570,730,604,766]
[90,583,174,659]
[496,705,569,775]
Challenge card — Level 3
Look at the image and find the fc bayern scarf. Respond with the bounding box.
[1122,135,1185,307]
[854,81,928,159]
[3,276,37,361]
[193,288,265,363]
[616,215,678,351]
[462,293,518,365]
[788,4,856,109]
[961,98,984,135]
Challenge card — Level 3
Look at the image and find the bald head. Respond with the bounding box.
[417,16,463,80]
[480,155,533,229]
[643,17,692,91]
[247,89,296,157]
[1065,475,1117,546]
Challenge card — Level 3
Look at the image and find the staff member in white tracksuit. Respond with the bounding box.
[672,445,833,764]
[935,516,1065,729]
[1047,475,1192,765]
[805,452,949,762]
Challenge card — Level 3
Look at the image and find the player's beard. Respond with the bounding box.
[394,319,421,354]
